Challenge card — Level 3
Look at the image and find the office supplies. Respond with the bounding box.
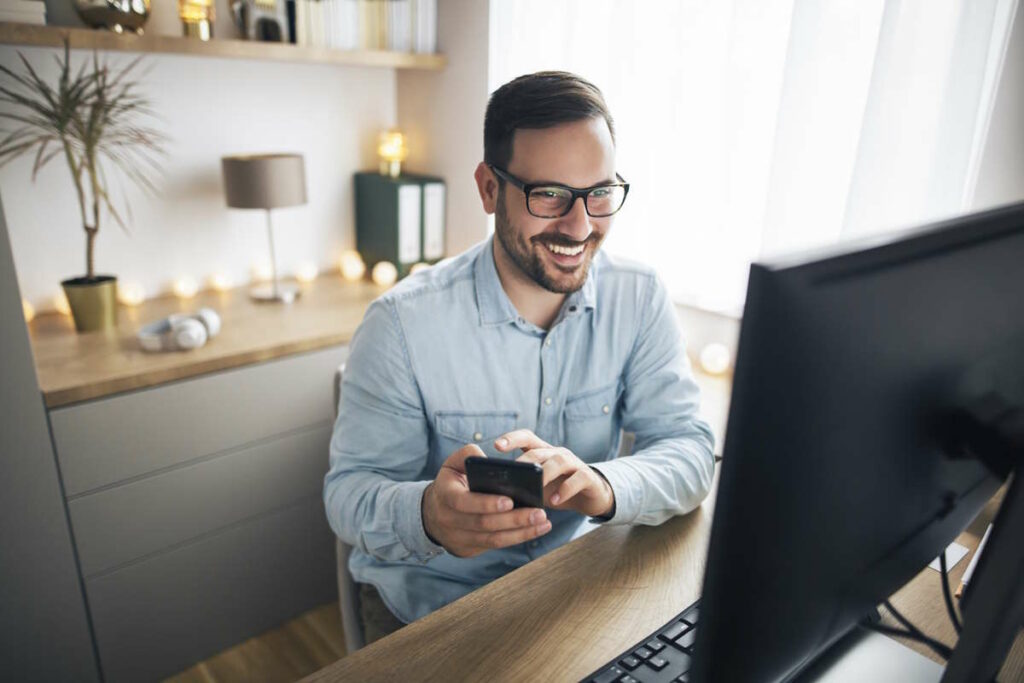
[355,172,446,278]
[583,201,1024,683]
[928,543,969,573]
[955,523,992,598]
[465,457,544,509]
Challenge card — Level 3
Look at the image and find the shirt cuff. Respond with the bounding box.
[588,460,640,525]
[393,480,446,561]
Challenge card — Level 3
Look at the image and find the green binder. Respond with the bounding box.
[354,172,446,278]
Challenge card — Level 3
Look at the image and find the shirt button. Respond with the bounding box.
[544,397,553,406]
[473,432,483,441]
[602,405,610,414]
[544,338,552,347]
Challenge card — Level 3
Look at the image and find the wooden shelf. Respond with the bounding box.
[0,22,446,69]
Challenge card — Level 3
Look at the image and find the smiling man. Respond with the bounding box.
[324,71,715,644]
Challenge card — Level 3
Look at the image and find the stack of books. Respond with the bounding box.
[0,0,46,24]
[291,0,436,53]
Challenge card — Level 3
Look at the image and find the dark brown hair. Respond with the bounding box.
[483,71,615,170]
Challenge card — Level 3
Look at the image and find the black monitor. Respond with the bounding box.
[690,202,1024,681]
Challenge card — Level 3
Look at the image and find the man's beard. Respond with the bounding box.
[494,189,601,295]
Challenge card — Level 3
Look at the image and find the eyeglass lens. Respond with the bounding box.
[527,185,626,218]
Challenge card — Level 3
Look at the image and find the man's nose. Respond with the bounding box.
[557,195,593,241]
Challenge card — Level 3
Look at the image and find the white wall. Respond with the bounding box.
[396,0,490,255]
[972,3,1024,211]
[0,46,395,309]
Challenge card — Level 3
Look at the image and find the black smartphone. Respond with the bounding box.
[465,456,544,509]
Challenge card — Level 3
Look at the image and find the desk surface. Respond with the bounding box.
[305,477,1022,682]
[27,274,381,407]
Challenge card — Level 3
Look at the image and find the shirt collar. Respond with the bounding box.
[474,235,599,327]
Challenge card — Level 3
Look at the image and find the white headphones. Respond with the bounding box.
[137,308,222,352]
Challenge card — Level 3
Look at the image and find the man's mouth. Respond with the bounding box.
[544,242,586,257]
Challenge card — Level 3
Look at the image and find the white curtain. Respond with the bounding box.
[489,0,1018,314]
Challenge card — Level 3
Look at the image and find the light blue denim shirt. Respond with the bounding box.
[324,236,715,624]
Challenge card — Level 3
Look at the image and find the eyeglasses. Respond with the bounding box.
[489,165,630,218]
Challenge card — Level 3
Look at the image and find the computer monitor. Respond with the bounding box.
[690,201,1024,681]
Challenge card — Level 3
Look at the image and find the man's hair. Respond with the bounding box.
[483,71,615,170]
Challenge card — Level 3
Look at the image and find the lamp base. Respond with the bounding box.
[250,282,300,304]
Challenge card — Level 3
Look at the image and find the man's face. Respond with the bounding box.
[493,116,617,294]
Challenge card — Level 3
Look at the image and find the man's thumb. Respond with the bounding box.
[443,443,486,474]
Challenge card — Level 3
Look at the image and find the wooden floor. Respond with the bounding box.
[164,603,346,683]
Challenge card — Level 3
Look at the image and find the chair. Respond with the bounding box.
[333,363,366,653]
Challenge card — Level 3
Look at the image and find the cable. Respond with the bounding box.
[881,600,955,659]
[939,551,963,634]
[862,619,954,660]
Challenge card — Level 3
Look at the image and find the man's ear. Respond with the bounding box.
[474,162,499,215]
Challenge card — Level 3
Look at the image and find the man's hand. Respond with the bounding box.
[495,430,615,518]
[422,444,552,558]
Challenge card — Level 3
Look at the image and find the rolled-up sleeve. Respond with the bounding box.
[590,275,716,526]
[323,298,444,562]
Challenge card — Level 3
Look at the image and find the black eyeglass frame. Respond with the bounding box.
[489,164,631,218]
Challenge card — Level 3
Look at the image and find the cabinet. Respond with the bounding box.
[49,344,347,681]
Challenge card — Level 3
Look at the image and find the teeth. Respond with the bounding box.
[546,243,585,256]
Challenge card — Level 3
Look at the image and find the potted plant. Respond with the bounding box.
[0,41,165,332]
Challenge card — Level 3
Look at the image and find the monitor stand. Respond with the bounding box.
[795,627,943,682]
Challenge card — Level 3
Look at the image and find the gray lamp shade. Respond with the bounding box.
[221,153,307,209]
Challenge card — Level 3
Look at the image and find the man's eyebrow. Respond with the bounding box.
[526,176,618,188]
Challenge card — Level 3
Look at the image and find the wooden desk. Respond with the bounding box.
[307,485,718,682]
[305,477,1022,682]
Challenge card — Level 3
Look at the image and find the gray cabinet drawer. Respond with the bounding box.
[85,496,336,683]
[69,423,333,577]
[51,345,347,496]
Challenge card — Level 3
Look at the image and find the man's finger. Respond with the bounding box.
[462,520,553,550]
[515,446,560,464]
[495,429,551,453]
[551,469,590,506]
[441,442,487,474]
[445,488,514,514]
[451,507,546,533]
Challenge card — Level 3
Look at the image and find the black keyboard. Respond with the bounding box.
[582,600,700,683]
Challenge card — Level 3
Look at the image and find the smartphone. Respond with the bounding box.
[465,456,544,509]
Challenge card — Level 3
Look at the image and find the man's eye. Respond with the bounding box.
[591,188,611,198]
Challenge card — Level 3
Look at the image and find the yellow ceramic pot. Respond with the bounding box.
[62,275,118,333]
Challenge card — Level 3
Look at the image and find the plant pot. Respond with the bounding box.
[62,275,118,333]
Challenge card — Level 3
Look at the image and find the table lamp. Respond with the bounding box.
[221,153,307,303]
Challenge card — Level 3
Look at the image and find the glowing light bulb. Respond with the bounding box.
[339,250,366,282]
[118,282,146,306]
[296,262,319,284]
[409,262,430,275]
[371,261,398,287]
[209,272,234,292]
[251,261,274,283]
[22,299,35,322]
[377,130,408,177]
[699,342,732,376]
[173,277,199,299]
[55,291,71,315]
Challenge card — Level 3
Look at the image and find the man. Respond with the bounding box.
[324,71,714,644]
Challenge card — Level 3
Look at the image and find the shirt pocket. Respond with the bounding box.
[564,380,623,463]
[434,410,519,460]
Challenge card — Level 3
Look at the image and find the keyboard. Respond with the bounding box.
[582,600,700,683]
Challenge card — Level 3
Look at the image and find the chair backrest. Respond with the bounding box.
[333,363,365,653]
